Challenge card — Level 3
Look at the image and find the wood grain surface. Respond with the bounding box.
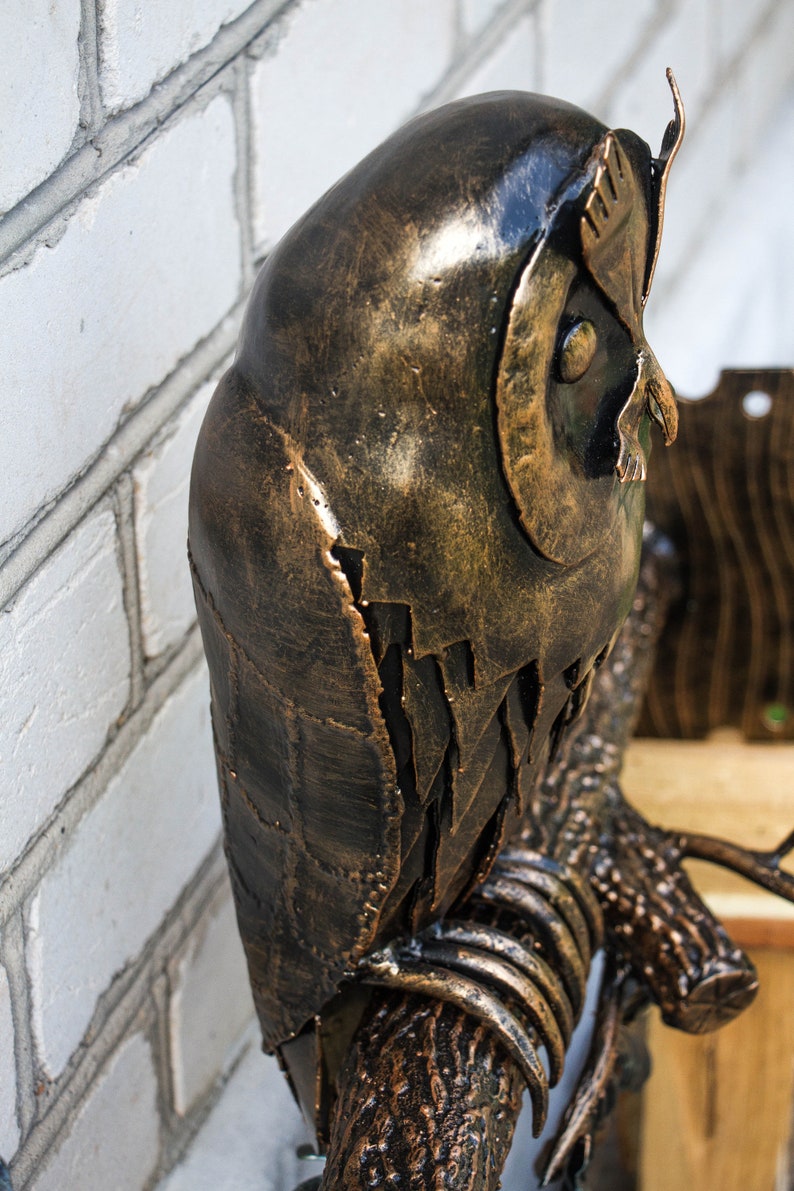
[624,734,794,1189]
[639,949,794,1191]
[640,369,794,742]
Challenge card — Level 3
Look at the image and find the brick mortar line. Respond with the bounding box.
[0,58,240,278]
[76,0,104,142]
[685,0,786,142]
[148,971,179,1149]
[652,0,790,310]
[591,0,678,117]
[0,627,205,927]
[416,0,539,111]
[2,912,38,1143]
[154,1025,259,1187]
[0,300,242,609]
[9,845,229,1189]
[450,0,465,58]
[231,54,257,293]
[113,473,147,711]
[150,880,256,1185]
[0,0,294,268]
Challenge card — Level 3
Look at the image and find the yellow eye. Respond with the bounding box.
[557,319,597,383]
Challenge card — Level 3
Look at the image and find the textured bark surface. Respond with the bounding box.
[323,992,525,1190]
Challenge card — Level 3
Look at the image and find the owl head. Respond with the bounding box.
[233,75,684,683]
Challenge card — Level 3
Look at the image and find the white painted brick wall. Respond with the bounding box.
[0,962,19,1161]
[98,0,253,115]
[713,0,770,70]
[28,667,220,1077]
[602,0,715,152]
[169,891,254,1116]
[541,0,658,114]
[459,0,508,39]
[732,0,794,163]
[158,1046,311,1191]
[133,379,217,659]
[0,0,81,215]
[646,93,794,397]
[34,1031,160,1191]
[0,506,130,875]
[452,12,538,98]
[0,94,241,549]
[249,0,457,251]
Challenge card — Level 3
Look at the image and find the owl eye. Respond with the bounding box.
[557,319,597,384]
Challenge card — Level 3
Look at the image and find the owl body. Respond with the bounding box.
[189,90,674,1127]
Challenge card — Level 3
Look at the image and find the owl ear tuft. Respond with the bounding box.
[642,68,686,305]
[581,133,629,248]
[579,132,642,327]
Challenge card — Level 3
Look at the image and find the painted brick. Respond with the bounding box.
[713,0,770,71]
[0,506,130,875]
[0,0,81,215]
[0,95,241,550]
[134,380,216,659]
[35,1031,159,1191]
[0,961,19,1162]
[452,12,537,98]
[541,0,657,113]
[169,889,254,1115]
[98,0,253,114]
[602,0,714,151]
[28,667,220,1077]
[645,94,794,398]
[732,2,794,166]
[459,0,507,39]
[156,1045,311,1191]
[250,0,457,252]
[648,3,794,302]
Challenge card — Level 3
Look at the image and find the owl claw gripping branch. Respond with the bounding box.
[186,71,774,1182]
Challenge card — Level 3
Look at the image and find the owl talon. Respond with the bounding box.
[473,876,588,1015]
[428,920,575,1044]
[491,859,593,965]
[418,937,567,1083]
[356,850,601,1131]
[358,950,550,1132]
[497,849,603,949]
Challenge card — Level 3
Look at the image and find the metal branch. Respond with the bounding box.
[675,830,794,904]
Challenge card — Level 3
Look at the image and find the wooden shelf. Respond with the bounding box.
[622,733,794,1189]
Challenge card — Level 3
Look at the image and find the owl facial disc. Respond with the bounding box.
[495,82,684,564]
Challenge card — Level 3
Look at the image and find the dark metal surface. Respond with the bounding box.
[188,84,681,1140]
[320,532,763,1190]
[187,77,794,1189]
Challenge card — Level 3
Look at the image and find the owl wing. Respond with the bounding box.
[354,590,568,935]
[189,367,401,1051]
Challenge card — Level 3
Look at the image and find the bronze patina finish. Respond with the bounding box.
[188,75,793,1187]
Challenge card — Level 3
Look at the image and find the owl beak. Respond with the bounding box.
[644,351,678,447]
[615,349,678,483]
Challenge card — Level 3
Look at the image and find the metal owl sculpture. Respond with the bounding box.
[185,75,725,1182]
